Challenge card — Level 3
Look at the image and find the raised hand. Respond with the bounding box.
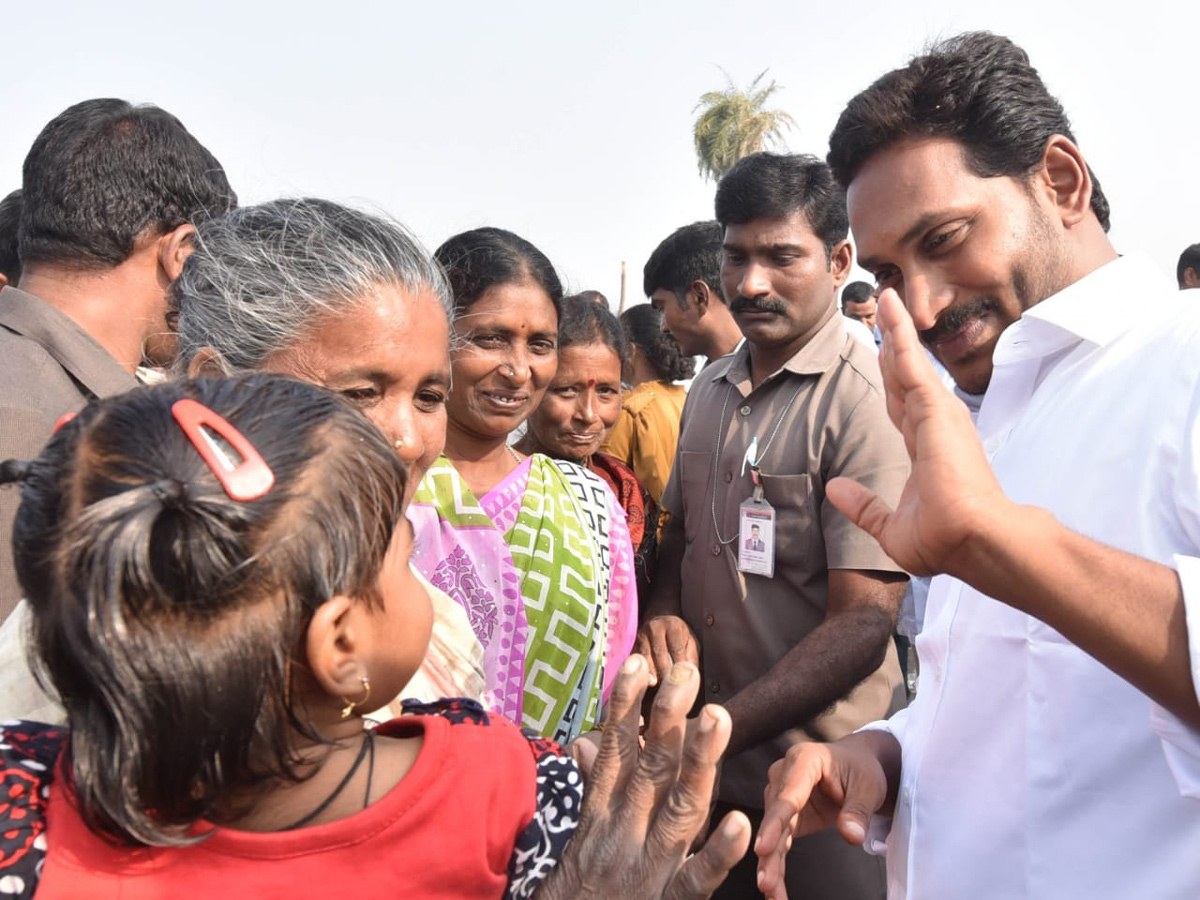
[826,288,1014,579]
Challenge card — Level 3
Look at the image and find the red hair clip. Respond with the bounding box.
[52,412,77,434]
[171,399,275,501]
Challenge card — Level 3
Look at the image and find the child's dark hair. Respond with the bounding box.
[1,374,406,846]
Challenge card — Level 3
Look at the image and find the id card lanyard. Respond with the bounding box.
[709,379,807,579]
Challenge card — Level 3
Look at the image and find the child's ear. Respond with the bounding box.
[306,596,372,701]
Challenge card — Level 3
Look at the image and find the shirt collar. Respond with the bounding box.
[999,253,1171,362]
[713,309,847,386]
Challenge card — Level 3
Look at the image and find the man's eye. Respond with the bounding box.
[925,224,964,254]
[340,387,377,404]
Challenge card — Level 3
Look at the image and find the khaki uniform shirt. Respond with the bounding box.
[661,310,909,806]
[0,287,136,620]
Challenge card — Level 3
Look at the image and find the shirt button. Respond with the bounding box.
[739,405,752,417]
[722,471,733,483]
[705,614,715,626]
[711,543,721,556]
[901,786,912,804]
[710,681,721,694]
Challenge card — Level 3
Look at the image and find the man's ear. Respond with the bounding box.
[1186,267,1200,289]
[187,346,229,377]
[1038,135,1092,228]
[691,280,714,318]
[829,240,853,289]
[305,594,372,701]
[0,273,8,289]
[158,222,196,282]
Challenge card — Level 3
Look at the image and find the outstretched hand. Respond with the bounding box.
[537,655,752,900]
[755,733,897,900]
[827,288,1014,578]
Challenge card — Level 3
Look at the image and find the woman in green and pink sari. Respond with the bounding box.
[409,228,636,744]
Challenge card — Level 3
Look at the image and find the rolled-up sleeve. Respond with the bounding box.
[855,707,910,854]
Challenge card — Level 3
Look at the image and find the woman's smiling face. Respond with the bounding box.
[446,278,559,443]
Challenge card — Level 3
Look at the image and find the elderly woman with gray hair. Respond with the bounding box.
[171,198,481,708]
[176,198,452,508]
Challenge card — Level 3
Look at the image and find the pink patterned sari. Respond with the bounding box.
[409,453,636,742]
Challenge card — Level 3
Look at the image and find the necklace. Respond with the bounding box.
[709,378,809,545]
[507,444,523,465]
[281,729,376,831]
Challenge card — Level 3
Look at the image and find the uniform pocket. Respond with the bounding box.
[758,472,814,568]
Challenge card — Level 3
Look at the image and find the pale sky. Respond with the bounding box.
[3,0,1197,302]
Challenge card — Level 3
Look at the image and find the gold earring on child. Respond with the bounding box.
[340,675,371,719]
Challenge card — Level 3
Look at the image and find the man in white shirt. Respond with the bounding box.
[756,31,1200,900]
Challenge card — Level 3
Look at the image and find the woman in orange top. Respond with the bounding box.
[602,304,694,506]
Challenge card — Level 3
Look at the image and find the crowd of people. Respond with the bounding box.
[0,28,1197,900]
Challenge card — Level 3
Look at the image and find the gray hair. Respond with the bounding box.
[174,198,452,374]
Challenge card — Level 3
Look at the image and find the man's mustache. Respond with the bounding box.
[918,296,998,345]
[730,295,788,316]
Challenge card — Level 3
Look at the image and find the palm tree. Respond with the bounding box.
[693,70,796,182]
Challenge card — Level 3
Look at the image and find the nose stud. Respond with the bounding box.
[395,437,408,450]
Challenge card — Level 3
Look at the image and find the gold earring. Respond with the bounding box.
[340,675,371,719]
[394,437,407,450]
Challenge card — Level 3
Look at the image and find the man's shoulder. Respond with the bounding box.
[0,327,86,404]
[686,357,735,400]
[814,337,887,426]
[833,334,885,387]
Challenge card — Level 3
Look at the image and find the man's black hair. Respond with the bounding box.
[20,98,236,270]
[827,32,1110,232]
[1178,243,1200,288]
[642,220,724,309]
[714,153,849,260]
[841,280,874,309]
[0,190,21,284]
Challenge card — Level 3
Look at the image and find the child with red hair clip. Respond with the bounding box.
[0,374,580,898]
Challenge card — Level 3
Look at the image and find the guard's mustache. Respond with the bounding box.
[730,296,788,316]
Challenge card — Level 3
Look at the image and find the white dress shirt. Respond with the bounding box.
[864,255,1200,899]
